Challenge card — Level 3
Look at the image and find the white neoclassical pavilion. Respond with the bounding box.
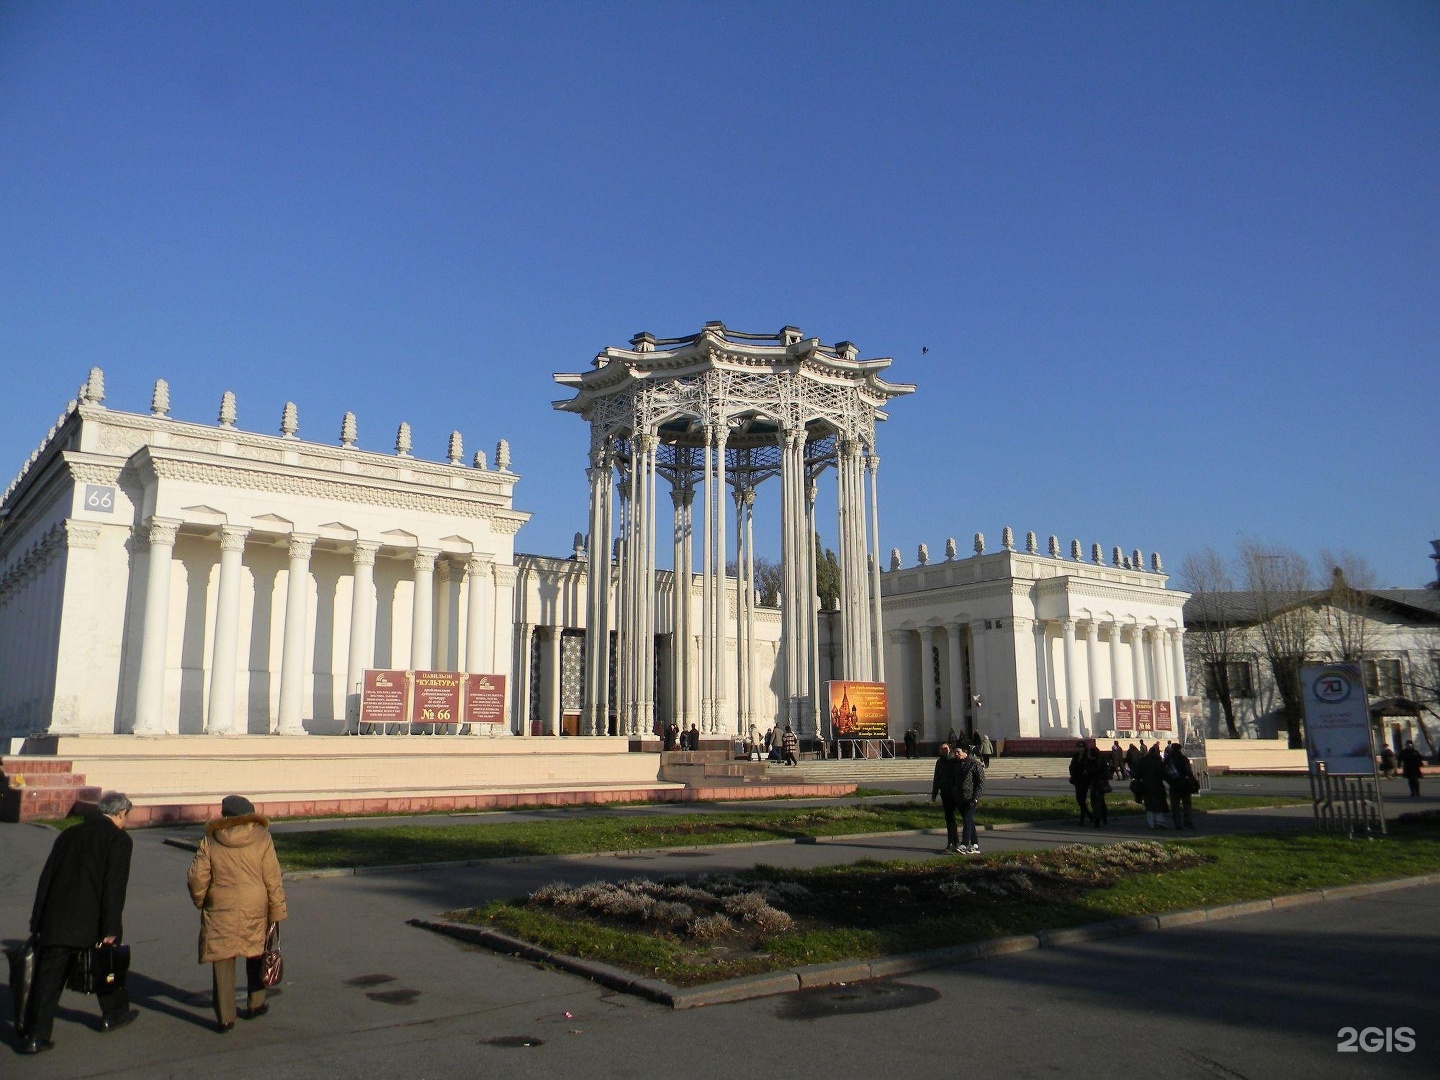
[554,324,914,739]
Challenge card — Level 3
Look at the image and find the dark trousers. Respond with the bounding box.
[1073,783,1089,821]
[940,794,959,848]
[958,800,977,848]
[1090,788,1108,825]
[25,945,128,1042]
[1407,776,1420,797]
[1169,787,1193,826]
[212,956,266,1024]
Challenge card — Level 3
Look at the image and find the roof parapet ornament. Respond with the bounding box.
[945,537,957,561]
[573,532,586,560]
[79,367,105,407]
[1151,552,1164,573]
[472,449,487,470]
[1132,548,1143,570]
[1048,535,1061,558]
[629,332,657,352]
[1002,526,1015,551]
[973,532,985,556]
[917,542,929,566]
[1026,531,1038,554]
[1092,543,1103,564]
[340,412,357,449]
[448,431,464,465]
[218,391,237,428]
[280,402,299,439]
[150,379,170,417]
[495,439,511,472]
[834,340,859,361]
[780,326,804,346]
[890,547,902,571]
[395,421,413,457]
[1112,545,1123,567]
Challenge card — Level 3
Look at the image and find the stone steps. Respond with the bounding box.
[1,757,100,822]
[765,757,1075,783]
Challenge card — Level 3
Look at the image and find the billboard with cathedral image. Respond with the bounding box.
[826,681,890,738]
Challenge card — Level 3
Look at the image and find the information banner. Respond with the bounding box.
[826,681,890,738]
[1114,699,1135,731]
[464,674,508,725]
[1135,699,1155,732]
[1155,700,1173,732]
[411,670,463,728]
[1301,663,1374,776]
[360,669,409,726]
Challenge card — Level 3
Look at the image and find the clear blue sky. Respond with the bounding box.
[3,2,1436,587]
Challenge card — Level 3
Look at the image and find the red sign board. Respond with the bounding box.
[1154,700,1173,731]
[1114,699,1135,731]
[827,681,890,738]
[1135,699,1156,731]
[360,669,408,725]
[411,670,463,727]
[464,674,507,725]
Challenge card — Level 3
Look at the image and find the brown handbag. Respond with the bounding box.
[258,923,283,988]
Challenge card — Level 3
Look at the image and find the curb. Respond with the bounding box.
[411,870,1440,1009]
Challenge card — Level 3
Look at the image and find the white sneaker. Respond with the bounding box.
[968,844,981,854]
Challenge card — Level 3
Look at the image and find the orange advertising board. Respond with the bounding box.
[826,681,889,738]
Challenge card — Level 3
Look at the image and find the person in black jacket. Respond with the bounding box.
[1068,741,1091,825]
[1086,745,1110,827]
[952,744,986,853]
[20,792,137,1054]
[930,744,959,852]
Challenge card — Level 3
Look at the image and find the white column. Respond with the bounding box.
[345,542,378,734]
[1105,622,1123,732]
[545,625,564,735]
[968,619,988,730]
[206,525,248,735]
[1130,625,1146,699]
[743,487,757,729]
[887,629,913,737]
[641,433,659,737]
[464,554,492,673]
[1084,619,1100,738]
[700,428,714,730]
[277,534,317,735]
[584,448,608,736]
[866,451,885,679]
[1033,620,1051,731]
[711,425,727,734]
[409,549,436,672]
[1150,628,1170,703]
[515,621,534,735]
[918,626,939,741]
[133,519,180,735]
[435,561,455,671]
[1061,618,1078,736]
[1169,628,1189,697]
[945,620,968,735]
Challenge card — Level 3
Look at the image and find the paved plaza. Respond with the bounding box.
[3,778,1437,1079]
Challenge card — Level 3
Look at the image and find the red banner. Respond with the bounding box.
[1135,699,1156,731]
[360,669,408,725]
[1114,699,1135,731]
[411,670,463,727]
[1154,699,1173,731]
[464,674,507,725]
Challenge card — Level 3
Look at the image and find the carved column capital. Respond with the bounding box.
[467,552,494,577]
[219,526,249,553]
[147,519,181,548]
[288,535,317,561]
[353,541,379,568]
[64,521,102,550]
[412,549,437,574]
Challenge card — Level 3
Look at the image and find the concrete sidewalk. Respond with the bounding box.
[2,796,1435,1079]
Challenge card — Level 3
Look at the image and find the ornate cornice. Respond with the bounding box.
[64,521,102,550]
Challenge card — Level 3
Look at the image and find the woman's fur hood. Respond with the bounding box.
[205,812,271,846]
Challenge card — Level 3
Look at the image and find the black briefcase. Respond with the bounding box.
[66,943,130,994]
[6,935,38,1035]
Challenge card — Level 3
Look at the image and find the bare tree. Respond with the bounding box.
[1180,547,1243,737]
[1402,649,1440,757]
[1239,538,1317,749]
[1315,549,1378,661]
[729,556,783,607]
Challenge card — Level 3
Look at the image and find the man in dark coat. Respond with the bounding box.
[930,744,959,852]
[1068,741,1091,825]
[20,791,137,1053]
[1399,740,1425,797]
[952,744,986,853]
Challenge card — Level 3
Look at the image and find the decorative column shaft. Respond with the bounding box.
[1084,619,1100,738]
[464,553,492,674]
[133,519,181,735]
[1169,629,1189,697]
[206,526,249,735]
[968,620,988,730]
[346,542,379,733]
[1061,619,1078,737]
[545,625,564,735]
[1130,625,1147,700]
[918,627,939,741]
[946,621,967,735]
[1033,620,1051,730]
[409,550,436,672]
[277,535,317,735]
[866,451,885,679]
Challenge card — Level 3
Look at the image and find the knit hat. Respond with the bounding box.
[220,794,255,818]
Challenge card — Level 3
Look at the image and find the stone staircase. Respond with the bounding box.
[1,757,102,822]
[766,756,1074,785]
[659,750,771,786]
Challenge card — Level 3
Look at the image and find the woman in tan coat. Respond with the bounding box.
[186,795,287,1032]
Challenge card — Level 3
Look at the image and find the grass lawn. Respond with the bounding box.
[271,794,1300,871]
[447,811,1440,987]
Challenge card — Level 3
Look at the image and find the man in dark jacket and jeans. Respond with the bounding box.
[20,791,137,1054]
[952,744,985,853]
[930,745,958,852]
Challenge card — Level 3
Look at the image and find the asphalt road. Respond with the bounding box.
[3,778,1436,1079]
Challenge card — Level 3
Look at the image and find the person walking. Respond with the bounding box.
[1124,742,1142,781]
[1110,740,1126,780]
[1137,743,1170,828]
[1165,742,1197,828]
[20,791,137,1054]
[1068,741,1091,825]
[1379,744,1397,779]
[187,795,288,1034]
[781,723,799,766]
[979,731,994,767]
[953,743,986,853]
[1399,740,1425,798]
[1086,745,1110,827]
[930,744,959,852]
[903,727,917,759]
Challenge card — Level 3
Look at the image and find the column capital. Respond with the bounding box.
[1010,615,1032,633]
[866,452,880,473]
[353,541,379,567]
[219,526,249,553]
[885,629,912,645]
[671,487,695,509]
[492,564,518,588]
[969,618,987,633]
[1084,619,1100,640]
[288,534,317,560]
[436,559,455,583]
[467,552,494,576]
[944,619,967,635]
[918,625,936,644]
[412,549,437,573]
[146,518,182,548]
[63,520,102,550]
[1060,618,1077,634]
